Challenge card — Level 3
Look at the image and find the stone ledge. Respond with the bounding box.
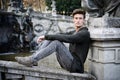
[88,17,120,28]
[89,28,120,40]
[0,60,96,80]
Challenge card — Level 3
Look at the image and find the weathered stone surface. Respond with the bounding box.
[107,18,120,27]
[88,17,120,80]
[0,60,96,80]
[81,0,120,17]
[89,28,120,40]
[88,17,120,28]
[5,73,22,79]
[88,17,120,40]
[89,41,120,63]
[32,13,74,36]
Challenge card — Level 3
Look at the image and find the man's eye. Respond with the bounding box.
[75,17,83,19]
[75,17,78,19]
[79,18,83,19]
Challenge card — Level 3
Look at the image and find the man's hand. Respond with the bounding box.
[37,35,45,43]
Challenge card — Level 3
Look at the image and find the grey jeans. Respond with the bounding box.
[31,40,73,70]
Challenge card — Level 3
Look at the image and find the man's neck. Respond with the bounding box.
[75,26,83,32]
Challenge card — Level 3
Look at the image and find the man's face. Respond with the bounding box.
[73,14,85,28]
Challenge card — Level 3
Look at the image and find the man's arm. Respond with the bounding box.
[36,30,75,43]
[45,30,90,43]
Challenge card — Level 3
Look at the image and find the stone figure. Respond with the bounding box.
[81,0,120,17]
[0,11,35,53]
[51,0,57,16]
[0,11,21,53]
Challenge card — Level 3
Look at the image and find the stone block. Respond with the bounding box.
[5,73,22,79]
[89,61,120,80]
[98,48,115,63]
[88,17,120,28]
[89,41,120,63]
[89,28,120,40]
[25,76,41,80]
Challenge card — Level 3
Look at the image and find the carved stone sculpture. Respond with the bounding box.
[81,0,120,17]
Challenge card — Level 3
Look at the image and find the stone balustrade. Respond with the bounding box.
[0,60,96,80]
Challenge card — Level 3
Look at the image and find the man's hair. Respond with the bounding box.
[71,8,86,18]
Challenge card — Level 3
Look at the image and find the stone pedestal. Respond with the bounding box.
[88,17,120,80]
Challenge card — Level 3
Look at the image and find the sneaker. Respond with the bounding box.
[15,56,34,67]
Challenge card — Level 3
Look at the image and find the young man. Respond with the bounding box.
[15,8,91,73]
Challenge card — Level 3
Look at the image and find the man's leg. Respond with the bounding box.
[15,40,73,70]
[34,40,51,53]
[30,40,51,52]
[33,40,73,70]
[15,40,51,67]
[32,40,51,65]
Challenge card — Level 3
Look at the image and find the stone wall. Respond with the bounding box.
[32,12,74,36]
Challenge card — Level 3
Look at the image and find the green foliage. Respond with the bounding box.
[45,0,52,10]
[45,0,81,15]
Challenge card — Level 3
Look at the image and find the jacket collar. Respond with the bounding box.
[78,27,88,32]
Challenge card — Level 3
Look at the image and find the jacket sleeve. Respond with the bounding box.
[45,30,90,43]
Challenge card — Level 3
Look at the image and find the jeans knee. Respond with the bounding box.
[53,40,62,44]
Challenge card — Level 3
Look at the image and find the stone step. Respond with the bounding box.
[0,60,96,80]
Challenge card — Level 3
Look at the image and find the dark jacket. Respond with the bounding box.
[45,27,91,73]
